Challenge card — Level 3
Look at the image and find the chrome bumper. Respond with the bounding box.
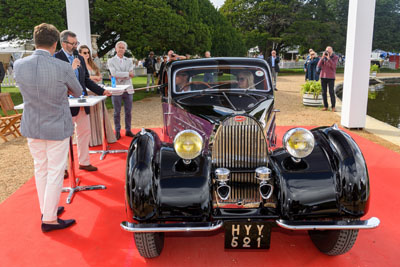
[121,220,223,233]
[121,217,380,233]
[276,217,380,230]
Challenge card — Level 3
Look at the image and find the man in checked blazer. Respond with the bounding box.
[55,30,111,172]
[107,41,135,140]
[14,23,81,232]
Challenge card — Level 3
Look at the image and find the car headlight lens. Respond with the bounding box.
[174,130,203,159]
[283,128,315,158]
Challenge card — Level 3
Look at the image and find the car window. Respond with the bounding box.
[173,66,271,93]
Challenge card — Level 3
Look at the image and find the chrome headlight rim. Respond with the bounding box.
[283,128,315,159]
[173,130,203,160]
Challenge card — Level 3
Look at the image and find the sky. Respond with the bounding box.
[210,0,225,9]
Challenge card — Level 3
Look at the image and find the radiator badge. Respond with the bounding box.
[234,116,246,122]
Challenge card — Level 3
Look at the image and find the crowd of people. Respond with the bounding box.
[11,22,212,233]
[11,22,339,233]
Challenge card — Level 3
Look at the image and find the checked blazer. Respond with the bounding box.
[13,50,82,140]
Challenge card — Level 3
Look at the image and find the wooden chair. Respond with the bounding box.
[0,92,22,142]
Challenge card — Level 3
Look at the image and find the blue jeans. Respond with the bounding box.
[111,92,133,132]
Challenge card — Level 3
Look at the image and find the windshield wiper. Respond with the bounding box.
[222,92,238,111]
[244,78,267,91]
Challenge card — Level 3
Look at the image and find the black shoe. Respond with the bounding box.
[125,130,134,137]
[79,164,98,172]
[274,88,278,91]
[41,218,76,233]
[41,206,65,220]
[116,131,121,140]
[64,170,69,179]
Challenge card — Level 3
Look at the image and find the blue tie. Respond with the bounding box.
[68,55,79,80]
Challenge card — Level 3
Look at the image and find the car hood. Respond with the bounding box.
[174,92,274,124]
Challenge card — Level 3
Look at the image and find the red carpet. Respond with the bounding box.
[0,127,399,267]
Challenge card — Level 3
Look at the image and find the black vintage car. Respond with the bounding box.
[121,57,379,258]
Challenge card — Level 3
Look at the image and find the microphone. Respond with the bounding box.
[72,50,80,69]
[73,50,79,58]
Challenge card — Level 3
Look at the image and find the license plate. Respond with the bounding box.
[224,221,271,249]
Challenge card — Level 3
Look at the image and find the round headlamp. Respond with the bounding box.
[283,128,315,158]
[173,130,203,160]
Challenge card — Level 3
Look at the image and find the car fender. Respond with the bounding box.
[271,126,369,219]
[125,129,162,221]
[318,126,370,216]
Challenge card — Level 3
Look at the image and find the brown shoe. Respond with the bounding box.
[322,107,328,111]
[64,170,69,179]
[79,164,98,172]
[332,107,336,112]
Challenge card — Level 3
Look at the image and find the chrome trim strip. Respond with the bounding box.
[276,217,380,230]
[120,220,224,233]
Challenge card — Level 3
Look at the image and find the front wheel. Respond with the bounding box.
[134,232,165,258]
[308,229,359,255]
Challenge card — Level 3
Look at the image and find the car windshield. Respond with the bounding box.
[173,65,271,94]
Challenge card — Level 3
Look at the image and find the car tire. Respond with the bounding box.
[134,232,165,258]
[308,229,359,255]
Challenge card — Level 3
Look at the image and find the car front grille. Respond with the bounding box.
[211,116,274,207]
[211,116,268,169]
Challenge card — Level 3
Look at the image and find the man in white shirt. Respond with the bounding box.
[107,41,135,140]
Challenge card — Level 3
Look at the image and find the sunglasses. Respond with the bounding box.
[82,51,90,55]
[237,77,246,82]
[64,41,80,46]
[177,73,188,77]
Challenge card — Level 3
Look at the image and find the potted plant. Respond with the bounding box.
[370,64,379,77]
[301,80,323,106]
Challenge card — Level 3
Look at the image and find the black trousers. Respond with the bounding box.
[321,78,336,108]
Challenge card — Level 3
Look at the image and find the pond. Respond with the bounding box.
[367,83,400,129]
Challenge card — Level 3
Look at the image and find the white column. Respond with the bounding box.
[341,0,376,128]
[65,0,92,51]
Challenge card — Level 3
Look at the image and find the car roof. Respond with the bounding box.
[169,57,269,71]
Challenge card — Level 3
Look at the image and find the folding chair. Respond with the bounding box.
[0,93,22,142]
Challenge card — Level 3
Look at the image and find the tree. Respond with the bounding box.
[198,0,246,56]
[221,0,302,55]
[372,0,400,52]
[0,0,245,58]
[0,0,66,41]
[284,0,348,54]
[90,0,191,58]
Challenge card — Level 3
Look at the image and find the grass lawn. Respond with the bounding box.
[1,76,158,115]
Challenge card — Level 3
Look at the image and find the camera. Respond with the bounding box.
[324,51,329,56]
[171,53,176,57]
